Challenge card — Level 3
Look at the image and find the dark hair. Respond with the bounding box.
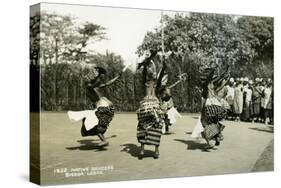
[201,87,208,99]
[137,49,158,70]
[95,67,107,75]
[149,49,158,58]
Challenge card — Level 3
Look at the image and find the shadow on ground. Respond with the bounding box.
[164,132,175,135]
[249,127,274,133]
[65,135,117,152]
[120,143,156,159]
[174,139,216,152]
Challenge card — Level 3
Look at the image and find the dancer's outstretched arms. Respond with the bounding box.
[86,76,101,88]
[168,80,181,89]
[212,67,229,83]
[168,73,187,89]
[99,73,122,88]
[213,68,230,93]
[98,64,129,88]
[215,77,230,93]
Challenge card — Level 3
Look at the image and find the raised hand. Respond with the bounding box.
[178,73,187,81]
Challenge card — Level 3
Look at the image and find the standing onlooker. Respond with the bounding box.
[225,78,235,120]
[233,78,244,121]
[264,79,273,124]
[242,78,253,122]
[252,78,262,122]
[260,79,266,123]
[248,80,254,119]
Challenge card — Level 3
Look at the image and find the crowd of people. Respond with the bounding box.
[222,77,274,125]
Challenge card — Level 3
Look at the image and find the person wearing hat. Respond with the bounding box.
[67,65,128,147]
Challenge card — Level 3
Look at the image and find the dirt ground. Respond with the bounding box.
[30,112,274,185]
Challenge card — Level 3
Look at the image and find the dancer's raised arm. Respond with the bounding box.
[168,73,187,89]
[99,74,121,88]
[99,63,130,88]
[214,69,230,93]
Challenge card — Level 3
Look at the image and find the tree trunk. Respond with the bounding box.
[73,84,77,106]
[54,36,58,110]
[66,85,69,106]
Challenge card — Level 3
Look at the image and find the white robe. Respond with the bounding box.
[191,116,204,139]
[67,110,98,131]
[263,87,272,109]
[67,97,111,131]
[167,107,182,124]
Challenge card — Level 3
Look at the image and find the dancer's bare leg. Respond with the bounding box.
[201,132,213,149]
[138,144,145,160]
[215,136,220,146]
[154,146,159,159]
[97,133,109,146]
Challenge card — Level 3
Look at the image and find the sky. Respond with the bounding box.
[41,3,182,69]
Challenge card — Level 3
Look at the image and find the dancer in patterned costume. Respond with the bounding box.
[136,50,165,159]
[68,65,128,147]
[199,63,230,149]
[156,59,187,133]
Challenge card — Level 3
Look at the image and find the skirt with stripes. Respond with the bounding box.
[201,104,226,140]
[203,123,225,140]
[136,96,163,146]
[137,125,163,146]
[201,104,227,125]
[81,105,115,137]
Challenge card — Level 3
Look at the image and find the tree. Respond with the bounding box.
[31,12,273,112]
[136,12,273,112]
[236,16,273,78]
[30,12,107,110]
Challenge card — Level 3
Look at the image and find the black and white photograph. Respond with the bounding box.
[29,1,274,186]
